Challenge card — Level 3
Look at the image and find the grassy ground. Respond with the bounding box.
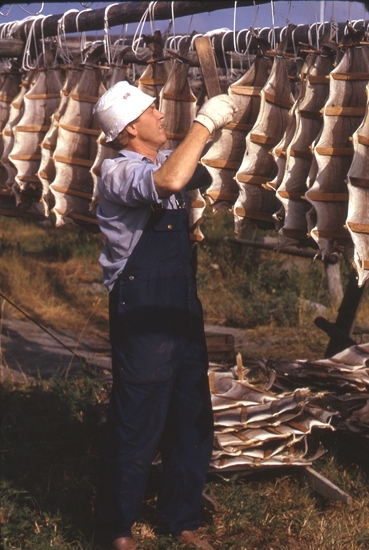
[1,375,369,550]
[1,213,369,549]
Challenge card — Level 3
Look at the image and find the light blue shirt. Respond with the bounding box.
[97,149,183,291]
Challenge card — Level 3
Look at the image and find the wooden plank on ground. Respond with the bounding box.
[301,466,352,504]
[205,332,235,364]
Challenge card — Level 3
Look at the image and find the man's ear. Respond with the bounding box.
[125,122,137,137]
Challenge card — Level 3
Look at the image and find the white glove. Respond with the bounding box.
[194,94,237,134]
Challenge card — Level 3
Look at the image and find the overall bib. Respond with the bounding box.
[95,197,214,543]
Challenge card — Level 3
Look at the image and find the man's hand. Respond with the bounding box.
[194,94,237,134]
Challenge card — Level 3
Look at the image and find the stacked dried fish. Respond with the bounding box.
[274,342,369,393]
[201,41,272,211]
[50,43,105,232]
[233,35,295,231]
[305,27,369,258]
[275,39,336,248]
[273,343,369,438]
[9,43,63,215]
[346,81,369,287]
[208,359,334,473]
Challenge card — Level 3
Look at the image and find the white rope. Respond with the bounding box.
[291,23,304,57]
[148,1,158,34]
[76,8,92,62]
[111,22,129,65]
[131,3,151,59]
[221,30,233,79]
[17,3,45,16]
[40,14,52,63]
[103,3,120,65]
[57,9,79,64]
[22,16,43,70]
[270,0,276,50]
[0,4,13,17]
[171,1,176,43]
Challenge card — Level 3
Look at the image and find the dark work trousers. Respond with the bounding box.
[95,202,214,544]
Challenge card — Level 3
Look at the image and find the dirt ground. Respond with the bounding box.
[0,317,258,383]
[3,314,365,384]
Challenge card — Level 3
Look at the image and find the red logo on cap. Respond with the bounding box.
[123,93,131,99]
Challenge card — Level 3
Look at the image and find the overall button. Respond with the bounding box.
[128,275,135,280]
[167,224,173,230]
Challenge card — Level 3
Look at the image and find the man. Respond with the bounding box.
[93,81,236,550]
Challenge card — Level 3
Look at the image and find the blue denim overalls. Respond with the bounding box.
[95,194,214,543]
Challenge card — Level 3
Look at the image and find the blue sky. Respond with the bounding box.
[0,2,367,35]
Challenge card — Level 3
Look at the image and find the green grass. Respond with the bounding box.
[1,214,369,549]
[1,375,369,549]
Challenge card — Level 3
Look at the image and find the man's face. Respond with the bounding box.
[133,102,167,150]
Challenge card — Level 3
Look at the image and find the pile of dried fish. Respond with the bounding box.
[208,357,334,473]
[272,343,369,438]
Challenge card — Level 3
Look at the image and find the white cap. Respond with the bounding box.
[93,81,155,142]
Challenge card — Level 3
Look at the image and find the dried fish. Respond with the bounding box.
[10,43,63,214]
[305,28,369,258]
[50,43,105,232]
[276,38,336,249]
[346,81,369,286]
[202,41,272,211]
[234,34,295,231]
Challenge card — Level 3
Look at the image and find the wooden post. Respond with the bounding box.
[314,269,368,358]
[194,36,222,98]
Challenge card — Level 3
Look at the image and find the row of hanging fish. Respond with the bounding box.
[201,24,369,286]
[0,26,368,284]
[0,42,106,230]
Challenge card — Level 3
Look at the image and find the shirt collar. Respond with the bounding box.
[119,148,171,166]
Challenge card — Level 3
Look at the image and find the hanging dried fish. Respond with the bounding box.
[305,27,369,258]
[138,29,172,105]
[202,39,273,211]
[158,34,204,241]
[50,43,105,232]
[37,55,82,215]
[9,43,63,214]
[159,34,197,150]
[275,38,336,248]
[1,71,35,192]
[0,60,22,163]
[233,32,295,232]
[346,81,369,286]
[90,50,130,213]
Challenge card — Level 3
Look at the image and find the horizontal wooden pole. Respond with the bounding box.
[4,1,272,41]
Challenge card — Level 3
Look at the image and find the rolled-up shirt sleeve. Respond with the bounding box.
[96,149,175,290]
[100,153,170,207]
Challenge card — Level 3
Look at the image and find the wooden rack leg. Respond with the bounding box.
[314,268,368,358]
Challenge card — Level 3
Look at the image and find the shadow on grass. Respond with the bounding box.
[0,375,103,548]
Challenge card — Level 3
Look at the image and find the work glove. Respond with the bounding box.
[194,94,237,134]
